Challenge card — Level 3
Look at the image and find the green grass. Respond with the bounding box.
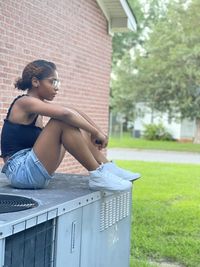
[108,133,200,153]
[115,160,200,267]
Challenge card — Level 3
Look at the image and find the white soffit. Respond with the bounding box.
[96,0,137,33]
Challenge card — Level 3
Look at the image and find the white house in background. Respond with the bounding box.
[134,103,196,140]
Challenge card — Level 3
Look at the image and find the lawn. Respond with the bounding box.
[115,160,200,267]
[108,133,200,153]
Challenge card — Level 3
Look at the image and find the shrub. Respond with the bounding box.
[143,123,173,141]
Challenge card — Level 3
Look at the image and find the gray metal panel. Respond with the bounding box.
[0,239,5,267]
[80,191,132,267]
[80,201,101,267]
[55,207,82,267]
[98,217,131,267]
[97,192,132,267]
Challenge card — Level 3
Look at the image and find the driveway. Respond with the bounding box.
[107,148,200,164]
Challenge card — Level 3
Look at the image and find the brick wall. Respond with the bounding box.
[0,0,112,174]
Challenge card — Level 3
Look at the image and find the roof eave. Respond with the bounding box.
[119,0,137,32]
[96,0,137,34]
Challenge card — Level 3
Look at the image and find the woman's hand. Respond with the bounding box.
[91,131,108,150]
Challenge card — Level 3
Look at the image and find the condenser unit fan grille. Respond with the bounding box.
[0,194,38,213]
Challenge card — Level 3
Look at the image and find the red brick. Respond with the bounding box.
[0,0,112,173]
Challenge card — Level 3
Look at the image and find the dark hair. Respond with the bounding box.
[15,60,57,90]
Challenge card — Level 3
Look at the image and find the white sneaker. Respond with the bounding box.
[102,162,141,181]
[89,164,132,192]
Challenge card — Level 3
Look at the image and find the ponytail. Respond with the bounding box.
[14,77,32,91]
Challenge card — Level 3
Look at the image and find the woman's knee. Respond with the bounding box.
[80,129,91,142]
[47,118,64,128]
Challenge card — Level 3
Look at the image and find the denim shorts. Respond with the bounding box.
[1,148,53,189]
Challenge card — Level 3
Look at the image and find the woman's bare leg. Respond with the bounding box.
[80,130,109,164]
[33,119,99,174]
[54,145,65,170]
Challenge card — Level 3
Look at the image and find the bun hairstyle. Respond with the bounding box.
[14,60,56,91]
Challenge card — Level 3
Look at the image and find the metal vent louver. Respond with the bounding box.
[100,192,130,231]
[0,194,38,213]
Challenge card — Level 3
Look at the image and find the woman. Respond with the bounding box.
[0,60,140,190]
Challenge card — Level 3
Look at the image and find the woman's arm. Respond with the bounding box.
[66,105,104,133]
[19,97,108,148]
[65,105,108,144]
[68,109,108,149]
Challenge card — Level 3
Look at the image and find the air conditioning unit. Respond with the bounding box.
[0,173,132,267]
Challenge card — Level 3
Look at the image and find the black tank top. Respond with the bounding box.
[0,95,42,158]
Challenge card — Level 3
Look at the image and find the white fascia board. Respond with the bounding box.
[120,0,137,31]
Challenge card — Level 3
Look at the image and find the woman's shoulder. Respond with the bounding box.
[16,95,67,118]
[13,95,44,114]
[16,95,46,109]
[17,95,42,104]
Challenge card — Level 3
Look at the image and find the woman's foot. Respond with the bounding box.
[101,162,141,181]
[89,164,132,191]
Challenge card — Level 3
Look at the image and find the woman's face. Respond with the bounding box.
[38,70,60,101]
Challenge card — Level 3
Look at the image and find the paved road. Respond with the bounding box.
[107,148,200,164]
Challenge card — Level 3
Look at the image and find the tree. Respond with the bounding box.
[111,0,170,128]
[110,53,138,130]
[112,0,168,67]
[134,0,200,143]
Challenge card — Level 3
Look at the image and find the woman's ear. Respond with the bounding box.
[31,77,39,88]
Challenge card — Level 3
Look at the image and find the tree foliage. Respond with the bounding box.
[135,0,200,121]
[111,0,167,121]
[132,0,200,142]
[111,0,200,142]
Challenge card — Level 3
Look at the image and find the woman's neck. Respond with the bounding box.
[27,89,44,100]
